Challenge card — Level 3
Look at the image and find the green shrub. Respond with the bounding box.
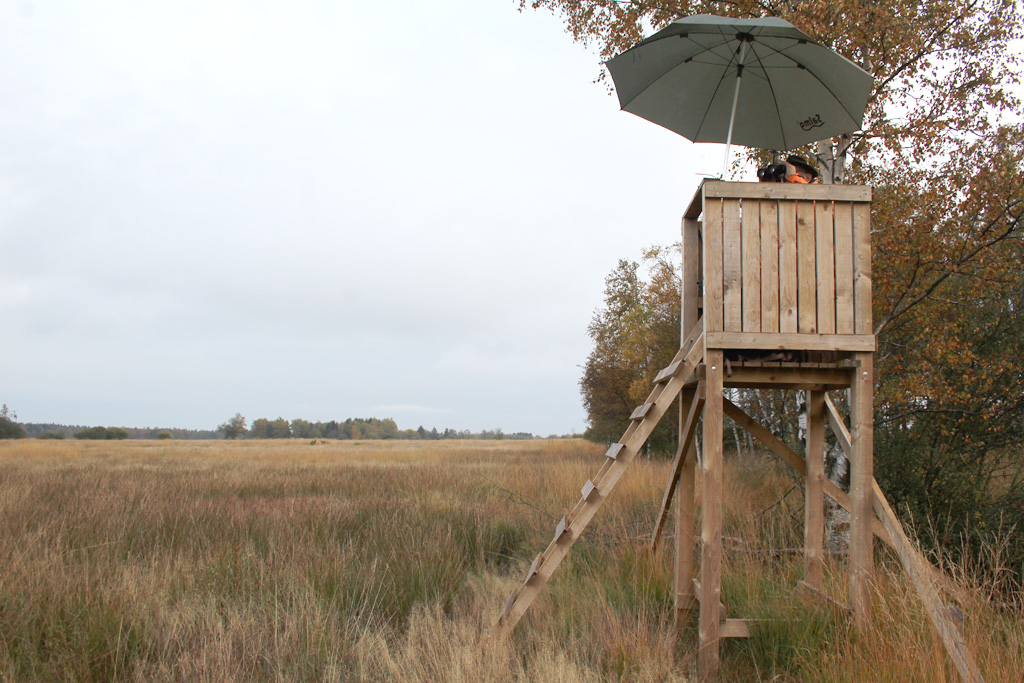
[0,417,26,439]
[74,426,129,440]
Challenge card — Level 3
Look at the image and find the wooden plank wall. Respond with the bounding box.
[700,185,871,340]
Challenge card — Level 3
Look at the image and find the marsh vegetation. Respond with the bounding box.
[1,439,1020,681]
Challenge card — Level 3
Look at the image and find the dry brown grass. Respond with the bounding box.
[0,438,1020,682]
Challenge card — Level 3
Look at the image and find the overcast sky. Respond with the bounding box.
[1,0,727,435]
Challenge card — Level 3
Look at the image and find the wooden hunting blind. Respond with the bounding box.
[498,181,984,682]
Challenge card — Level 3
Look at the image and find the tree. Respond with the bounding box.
[73,426,128,440]
[218,413,248,439]
[290,418,322,439]
[581,251,681,452]
[248,418,271,439]
[0,404,26,439]
[268,417,291,439]
[545,0,1024,578]
[322,420,341,439]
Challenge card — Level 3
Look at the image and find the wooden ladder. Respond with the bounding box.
[496,318,705,629]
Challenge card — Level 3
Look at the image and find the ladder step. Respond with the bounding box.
[581,479,598,502]
[654,360,682,383]
[554,516,570,542]
[630,403,655,420]
[605,443,625,460]
[527,552,544,582]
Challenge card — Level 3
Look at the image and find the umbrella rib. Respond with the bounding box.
[746,42,789,149]
[612,33,732,112]
[693,27,741,144]
[756,40,868,128]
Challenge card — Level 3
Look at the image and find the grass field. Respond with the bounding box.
[0,438,1021,682]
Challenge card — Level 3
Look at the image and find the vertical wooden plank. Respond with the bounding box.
[723,199,742,332]
[849,352,874,626]
[677,215,701,627]
[742,200,761,332]
[760,200,779,333]
[804,390,826,589]
[700,350,724,675]
[853,202,873,335]
[815,202,836,334]
[704,197,724,333]
[683,218,701,340]
[833,202,855,334]
[797,201,817,334]
[675,387,698,625]
[778,200,798,333]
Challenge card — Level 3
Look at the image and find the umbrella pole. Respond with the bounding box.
[720,41,749,180]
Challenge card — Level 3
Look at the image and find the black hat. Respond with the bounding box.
[786,155,818,179]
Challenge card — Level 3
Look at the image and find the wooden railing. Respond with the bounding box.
[684,181,874,352]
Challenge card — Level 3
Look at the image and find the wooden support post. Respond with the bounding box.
[849,352,874,625]
[676,215,701,627]
[675,388,698,624]
[700,350,724,675]
[804,390,826,589]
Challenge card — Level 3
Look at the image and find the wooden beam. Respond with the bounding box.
[723,199,743,332]
[853,202,873,335]
[723,366,853,388]
[824,394,963,592]
[705,331,876,351]
[797,201,817,334]
[675,443,697,627]
[779,200,798,333]
[833,202,855,334]
[723,397,807,477]
[704,197,724,332]
[723,397,893,548]
[823,393,852,454]
[720,619,752,639]
[849,352,874,626]
[691,578,727,615]
[684,181,705,219]
[815,201,837,334]
[702,180,872,202]
[804,391,826,589]
[797,580,852,617]
[742,199,762,332]
[873,483,986,683]
[652,383,705,549]
[700,351,725,675]
[677,219,700,629]
[760,199,780,333]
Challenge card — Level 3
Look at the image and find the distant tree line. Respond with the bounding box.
[221,413,541,441]
[0,404,564,442]
[16,423,221,440]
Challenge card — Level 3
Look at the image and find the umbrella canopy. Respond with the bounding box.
[605,15,873,161]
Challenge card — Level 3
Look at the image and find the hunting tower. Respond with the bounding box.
[498,180,983,682]
[675,179,875,672]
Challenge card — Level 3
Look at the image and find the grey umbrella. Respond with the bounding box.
[605,15,873,177]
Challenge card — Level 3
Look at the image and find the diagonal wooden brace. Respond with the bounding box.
[650,381,706,550]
